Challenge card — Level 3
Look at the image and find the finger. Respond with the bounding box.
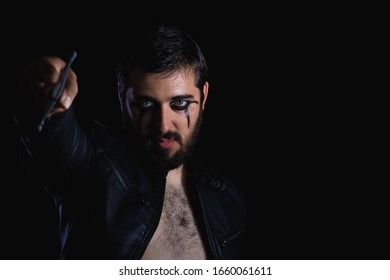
[21,57,66,96]
[58,68,78,110]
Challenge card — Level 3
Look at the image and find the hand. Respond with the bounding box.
[20,56,78,117]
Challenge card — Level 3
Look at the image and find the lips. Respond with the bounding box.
[158,139,175,149]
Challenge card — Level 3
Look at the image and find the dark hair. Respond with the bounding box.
[117,24,208,101]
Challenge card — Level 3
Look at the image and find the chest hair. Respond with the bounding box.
[141,182,207,259]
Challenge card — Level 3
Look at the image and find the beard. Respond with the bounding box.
[144,112,203,172]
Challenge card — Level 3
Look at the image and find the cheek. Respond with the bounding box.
[132,110,151,133]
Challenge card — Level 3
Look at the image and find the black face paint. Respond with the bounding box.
[176,100,198,129]
[138,111,145,133]
[130,98,155,134]
[184,108,190,128]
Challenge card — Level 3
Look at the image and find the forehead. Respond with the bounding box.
[130,69,200,100]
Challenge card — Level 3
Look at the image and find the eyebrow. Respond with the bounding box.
[133,94,196,102]
[171,94,196,101]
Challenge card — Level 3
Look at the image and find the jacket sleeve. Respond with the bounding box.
[13,106,95,196]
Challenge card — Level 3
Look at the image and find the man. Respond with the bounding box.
[14,24,247,259]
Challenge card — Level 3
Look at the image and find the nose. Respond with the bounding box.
[153,104,173,134]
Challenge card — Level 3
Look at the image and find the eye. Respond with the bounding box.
[171,100,189,110]
[132,99,155,109]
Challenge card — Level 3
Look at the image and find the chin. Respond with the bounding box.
[149,148,187,171]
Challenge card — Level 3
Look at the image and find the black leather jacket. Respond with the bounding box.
[17,109,247,259]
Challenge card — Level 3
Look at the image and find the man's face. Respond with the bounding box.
[128,69,209,170]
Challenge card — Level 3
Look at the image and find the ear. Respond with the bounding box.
[117,82,125,113]
[117,69,127,113]
[118,85,134,122]
[201,82,209,110]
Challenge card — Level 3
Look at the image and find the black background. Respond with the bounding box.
[1,6,386,260]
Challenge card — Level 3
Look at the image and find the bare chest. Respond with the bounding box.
[141,183,207,259]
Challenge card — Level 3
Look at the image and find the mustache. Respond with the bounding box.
[148,131,182,144]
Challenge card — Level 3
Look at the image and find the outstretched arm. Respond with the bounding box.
[14,55,94,196]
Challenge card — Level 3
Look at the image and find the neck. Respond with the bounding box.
[166,165,185,189]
